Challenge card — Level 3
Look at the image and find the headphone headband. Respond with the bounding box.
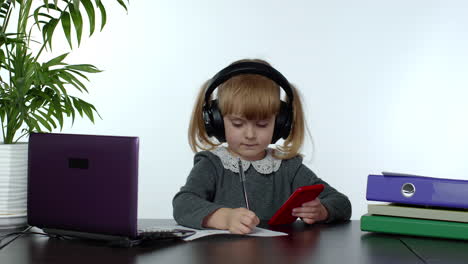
[204,62,294,106]
[202,61,294,144]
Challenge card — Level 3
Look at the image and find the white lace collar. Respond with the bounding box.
[210,147,281,174]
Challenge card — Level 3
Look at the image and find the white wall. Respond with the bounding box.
[51,0,468,220]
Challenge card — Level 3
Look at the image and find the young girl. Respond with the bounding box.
[173,59,351,234]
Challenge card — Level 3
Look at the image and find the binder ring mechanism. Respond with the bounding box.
[401,183,416,198]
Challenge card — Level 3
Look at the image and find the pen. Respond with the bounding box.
[238,158,250,210]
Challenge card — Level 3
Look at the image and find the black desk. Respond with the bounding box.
[1,220,467,264]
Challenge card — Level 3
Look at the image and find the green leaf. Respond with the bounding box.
[0,48,5,63]
[32,112,53,131]
[71,97,83,117]
[44,74,65,95]
[37,70,46,84]
[45,53,69,67]
[73,0,80,10]
[69,4,83,46]
[80,0,95,36]
[33,4,61,31]
[59,71,87,93]
[61,12,72,49]
[51,96,64,128]
[28,97,45,112]
[44,18,59,50]
[0,103,5,122]
[0,0,12,20]
[33,12,53,31]
[46,83,63,96]
[37,109,57,129]
[41,22,49,47]
[96,0,106,31]
[68,69,90,81]
[63,96,76,123]
[26,118,41,132]
[65,64,101,73]
[116,0,128,13]
[88,102,101,119]
[79,99,95,123]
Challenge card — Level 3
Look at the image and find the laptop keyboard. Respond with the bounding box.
[137,227,195,240]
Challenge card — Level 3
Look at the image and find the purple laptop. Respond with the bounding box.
[27,132,140,240]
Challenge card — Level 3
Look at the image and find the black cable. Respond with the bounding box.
[0,226,32,240]
[0,226,32,250]
[0,226,71,250]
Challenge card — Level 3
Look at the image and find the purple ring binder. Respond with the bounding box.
[366,174,468,209]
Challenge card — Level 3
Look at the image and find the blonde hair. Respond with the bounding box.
[188,59,308,160]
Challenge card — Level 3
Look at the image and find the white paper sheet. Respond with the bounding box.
[182,226,288,241]
[154,220,288,241]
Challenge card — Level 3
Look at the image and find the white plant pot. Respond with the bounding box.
[0,143,28,229]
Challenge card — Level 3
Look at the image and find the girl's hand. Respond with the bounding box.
[225,208,260,234]
[292,198,329,224]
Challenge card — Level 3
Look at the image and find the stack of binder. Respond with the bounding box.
[361,172,468,240]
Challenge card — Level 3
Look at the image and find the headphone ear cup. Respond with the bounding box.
[203,105,215,138]
[203,100,226,143]
[271,101,292,144]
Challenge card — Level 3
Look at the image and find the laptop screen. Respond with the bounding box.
[27,133,139,238]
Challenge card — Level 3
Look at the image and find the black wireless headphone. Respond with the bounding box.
[202,61,294,144]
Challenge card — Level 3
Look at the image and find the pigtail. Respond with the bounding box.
[275,85,307,159]
[188,80,220,153]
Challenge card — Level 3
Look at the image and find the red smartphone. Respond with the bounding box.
[268,184,324,225]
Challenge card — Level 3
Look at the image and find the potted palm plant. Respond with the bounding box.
[0,0,128,229]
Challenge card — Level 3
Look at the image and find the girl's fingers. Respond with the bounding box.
[301,199,320,207]
[293,207,318,214]
[301,218,316,225]
[237,223,253,234]
[241,215,256,227]
[294,212,317,219]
